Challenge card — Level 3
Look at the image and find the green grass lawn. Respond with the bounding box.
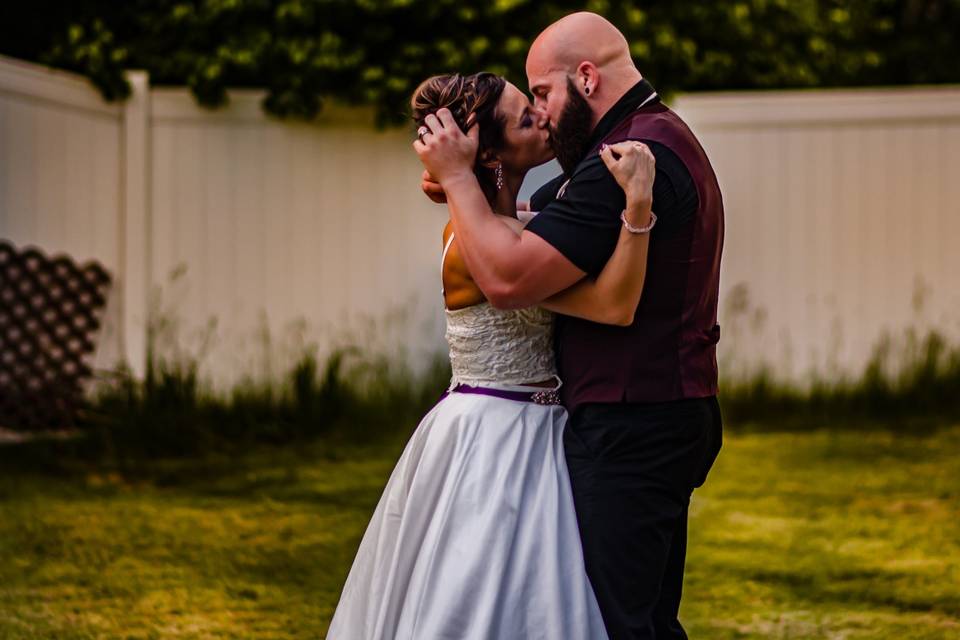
[1,425,958,639]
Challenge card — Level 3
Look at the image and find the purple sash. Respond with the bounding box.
[441,383,561,406]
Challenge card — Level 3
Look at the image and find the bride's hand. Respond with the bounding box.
[413,108,479,186]
[600,141,656,218]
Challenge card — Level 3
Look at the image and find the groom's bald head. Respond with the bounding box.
[527,12,632,78]
[526,13,642,174]
[526,12,641,128]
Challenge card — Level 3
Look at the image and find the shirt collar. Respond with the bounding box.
[584,79,659,154]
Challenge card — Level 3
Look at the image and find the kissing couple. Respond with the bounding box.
[328,11,724,640]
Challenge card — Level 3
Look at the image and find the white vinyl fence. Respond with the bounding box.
[673,88,960,381]
[0,56,445,387]
[2,54,959,388]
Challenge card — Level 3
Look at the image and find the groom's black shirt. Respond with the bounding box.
[532,82,724,640]
[526,80,699,277]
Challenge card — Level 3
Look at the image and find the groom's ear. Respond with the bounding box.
[576,61,600,98]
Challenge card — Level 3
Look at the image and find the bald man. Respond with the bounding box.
[416,12,724,639]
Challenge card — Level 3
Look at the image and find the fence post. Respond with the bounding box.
[121,70,150,379]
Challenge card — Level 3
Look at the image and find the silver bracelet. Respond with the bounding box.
[621,210,657,234]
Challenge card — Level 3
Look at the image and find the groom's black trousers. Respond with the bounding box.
[564,396,722,640]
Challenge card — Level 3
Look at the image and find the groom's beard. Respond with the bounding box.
[549,78,594,176]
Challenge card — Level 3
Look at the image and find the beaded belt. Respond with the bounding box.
[445,383,562,406]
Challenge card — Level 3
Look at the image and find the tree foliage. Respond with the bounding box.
[1,0,957,124]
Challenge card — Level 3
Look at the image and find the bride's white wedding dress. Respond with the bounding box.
[326,235,608,640]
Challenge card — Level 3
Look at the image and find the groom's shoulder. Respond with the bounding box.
[529,173,569,211]
[530,154,622,211]
[523,155,627,277]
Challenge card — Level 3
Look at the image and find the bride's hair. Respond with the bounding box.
[411,72,508,203]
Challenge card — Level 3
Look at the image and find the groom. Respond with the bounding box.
[416,12,723,640]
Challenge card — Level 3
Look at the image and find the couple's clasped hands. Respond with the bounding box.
[413,107,657,214]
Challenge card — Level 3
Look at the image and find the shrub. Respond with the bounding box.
[720,329,960,430]
[74,347,451,465]
[1,1,958,123]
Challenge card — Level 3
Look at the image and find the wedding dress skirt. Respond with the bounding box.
[325,384,609,639]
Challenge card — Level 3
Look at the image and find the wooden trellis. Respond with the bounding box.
[0,240,112,430]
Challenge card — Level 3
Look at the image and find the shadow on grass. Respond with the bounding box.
[743,566,960,616]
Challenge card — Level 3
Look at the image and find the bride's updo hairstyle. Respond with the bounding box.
[411,72,508,203]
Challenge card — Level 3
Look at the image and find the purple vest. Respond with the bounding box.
[558,103,724,411]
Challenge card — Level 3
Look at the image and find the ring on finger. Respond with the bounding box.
[417,126,430,143]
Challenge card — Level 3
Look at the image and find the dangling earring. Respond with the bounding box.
[495,163,504,191]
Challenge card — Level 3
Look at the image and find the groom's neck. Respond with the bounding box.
[589,69,644,130]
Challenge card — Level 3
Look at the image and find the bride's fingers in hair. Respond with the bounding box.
[465,118,480,145]
[437,108,459,133]
[424,113,443,135]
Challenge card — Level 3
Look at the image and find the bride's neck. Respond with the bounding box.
[491,169,526,218]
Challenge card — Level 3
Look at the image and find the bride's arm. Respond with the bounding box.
[539,141,657,326]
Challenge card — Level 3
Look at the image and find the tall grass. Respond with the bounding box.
[67,347,451,469]
[39,269,453,468]
[721,328,960,430]
[72,326,960,465]
[11,318,958,476]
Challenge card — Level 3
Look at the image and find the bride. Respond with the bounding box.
[326,72,656,639]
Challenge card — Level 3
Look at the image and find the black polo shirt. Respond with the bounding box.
[526,79,698,277]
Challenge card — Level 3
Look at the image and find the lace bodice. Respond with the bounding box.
[441,232,557,388]
[446,303,557,387]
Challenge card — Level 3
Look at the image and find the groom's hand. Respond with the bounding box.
[421,170,447,204]
[413,108,479,186]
